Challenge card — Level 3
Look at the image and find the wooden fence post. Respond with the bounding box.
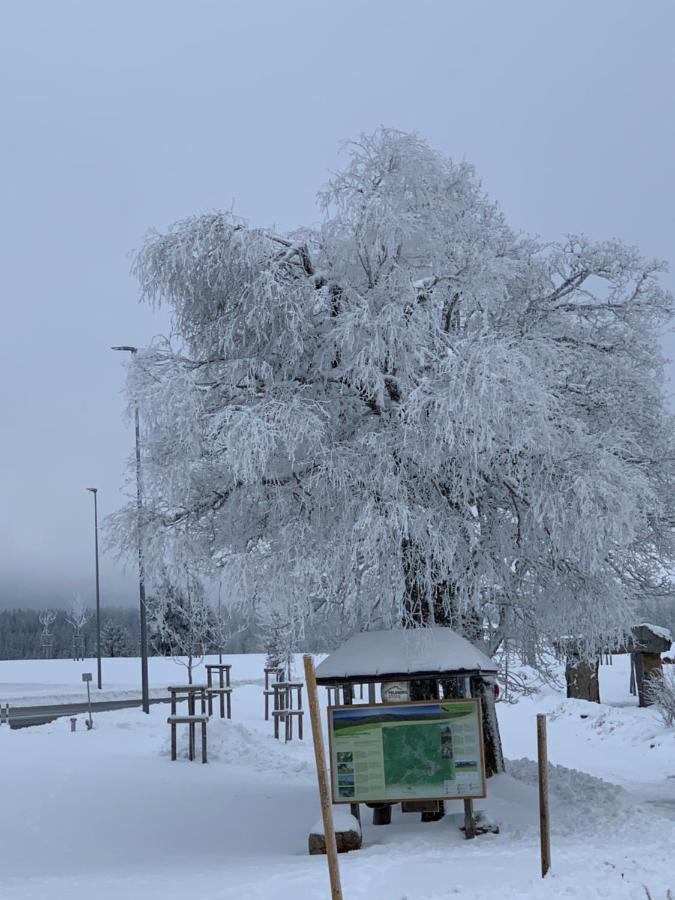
[303,655,343,900]
[537,713,551,878]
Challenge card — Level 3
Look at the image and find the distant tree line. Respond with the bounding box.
[0,600,345,662]
[0,607,141,661]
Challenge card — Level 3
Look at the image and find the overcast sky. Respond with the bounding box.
[1,0,674,610]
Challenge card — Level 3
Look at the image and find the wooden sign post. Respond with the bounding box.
[537,713,551,877]
[303,654,343,900]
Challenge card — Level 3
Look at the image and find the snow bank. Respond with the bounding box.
[506,758,633,836]
[1,654,675,900]
[164,712,314,779]
[0,653,320,706]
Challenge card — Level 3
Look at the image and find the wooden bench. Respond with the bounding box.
[168,714,209,763]
[205,664,233,719]
[263,666,284,720]
[206,687,232,718]
[167,684,208,716]
[272,707,304,740]
[272,681,304,741]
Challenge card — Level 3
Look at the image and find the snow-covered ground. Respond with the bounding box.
[0,653,278,706]
[0,654,674,899]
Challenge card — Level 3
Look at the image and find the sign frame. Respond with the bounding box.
[327,697,486,806]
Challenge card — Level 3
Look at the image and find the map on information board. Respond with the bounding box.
[328,699,485,804]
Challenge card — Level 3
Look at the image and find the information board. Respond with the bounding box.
[328,698,485,804]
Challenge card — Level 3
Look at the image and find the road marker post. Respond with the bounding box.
[82,673,94,729]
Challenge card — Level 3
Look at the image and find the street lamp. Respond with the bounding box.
[112,345,150,714]
[86,487,102,689]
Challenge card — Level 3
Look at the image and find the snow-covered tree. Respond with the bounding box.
[111,128,675,662]
[101,620,131,657]
[66,595,90,661]
[38,608,56,659]
[258,596,298,681]
[147,568,213,683]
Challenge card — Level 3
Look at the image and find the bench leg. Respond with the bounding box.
[189,722,195,761]
[274,713,279,740]
[208,693,213,717]
[202,721,207,764]
[220,691,225,718]
[299,714,303,740]
[171,723,177,761]
[286,713,292,742]
[226,692,231,719]
[265,693,269,721]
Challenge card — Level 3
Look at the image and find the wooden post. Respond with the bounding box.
[463,676,476,839]
[303,655,343,900]
[537,714,551,878]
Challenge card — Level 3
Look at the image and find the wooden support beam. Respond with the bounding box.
[463,675,475,839]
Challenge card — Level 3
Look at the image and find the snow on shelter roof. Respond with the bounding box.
[315,627,497,684]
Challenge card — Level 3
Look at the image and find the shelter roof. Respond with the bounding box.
[315,627,497,684]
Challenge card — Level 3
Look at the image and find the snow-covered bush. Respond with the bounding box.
[646,667,675,727]
[147,570,214,683]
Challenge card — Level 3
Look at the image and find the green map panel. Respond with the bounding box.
[383,722,455,786]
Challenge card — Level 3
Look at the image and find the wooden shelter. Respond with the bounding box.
[315,627,503,825]
[563,623,672,707]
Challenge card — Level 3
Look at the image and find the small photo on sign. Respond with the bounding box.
[337,751,353,763]
[339,785,355,798]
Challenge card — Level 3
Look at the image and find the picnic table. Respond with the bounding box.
[205,664,233,719]
[167,684,209,761]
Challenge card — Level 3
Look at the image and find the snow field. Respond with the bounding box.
[0,653,283,705]
[0,655,673,898]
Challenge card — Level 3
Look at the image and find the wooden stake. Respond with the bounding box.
[463,675,476,839]
[303,655,343,900]
[537,714,551,878]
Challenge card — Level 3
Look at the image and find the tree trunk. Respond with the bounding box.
[404,565,505,782]
[565,655,600,702]
[634,652,662,708]
[478,679,504,777]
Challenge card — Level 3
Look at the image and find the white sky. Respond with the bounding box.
[1,0,674,608]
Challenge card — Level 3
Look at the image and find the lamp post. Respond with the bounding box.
[86,487,102,689]
[112,345,150,714]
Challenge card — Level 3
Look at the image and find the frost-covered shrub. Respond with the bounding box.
[646,667,675,727]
